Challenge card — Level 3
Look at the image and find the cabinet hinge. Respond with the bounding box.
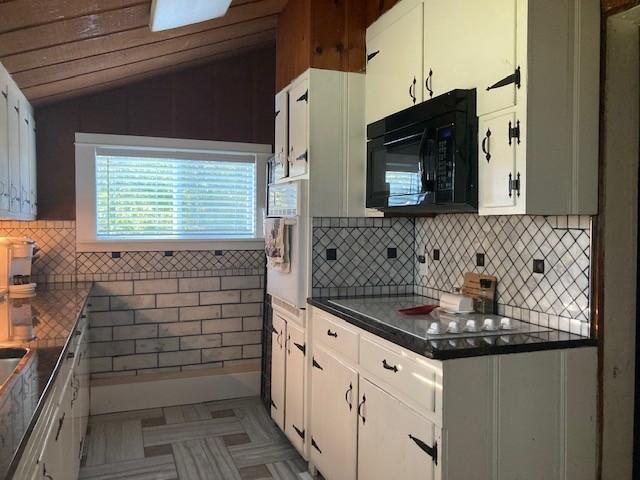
[296,90,308,103]
[508,120,521,145]
[294,342,306,355]
[271,326,278,335]
[270,399,277,410]
[367,50,380,62]
[311,437,322,453]
[487,66,521,91]
[293,424,305,440]
[409,435,438,465]
[275,110,280,118]
[508,172,521,198]
[296,150,308,163]
[1,90,7,99]
[312,357,323,370]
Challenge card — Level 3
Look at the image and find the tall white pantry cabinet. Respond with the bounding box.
[0,62,37,220]
[365,0,600,216]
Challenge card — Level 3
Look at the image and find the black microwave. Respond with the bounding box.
[366,89,478,213]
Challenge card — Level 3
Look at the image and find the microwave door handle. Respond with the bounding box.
[383,132,423,147]
[418,133,432,192]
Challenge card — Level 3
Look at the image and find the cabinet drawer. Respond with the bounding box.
[359,336,441,417]
[313,310,358,363]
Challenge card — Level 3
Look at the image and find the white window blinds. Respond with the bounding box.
[95,151,257,239]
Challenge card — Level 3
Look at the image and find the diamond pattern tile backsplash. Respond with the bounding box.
[414,215,591,322]
[312,217,415,296]
[311,215,592,333]
[0,221,264,282]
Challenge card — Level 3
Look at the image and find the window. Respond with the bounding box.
[75,134,270,252]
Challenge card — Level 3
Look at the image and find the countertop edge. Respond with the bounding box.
[4,285,93,480]
[307,297,598,360]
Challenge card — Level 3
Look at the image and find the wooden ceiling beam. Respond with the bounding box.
[0,0,286,72]
[0,3,151,57]
[0,0,147,34]
[32,41,275,106]
[25,30,276,102]
[13,15,277,89]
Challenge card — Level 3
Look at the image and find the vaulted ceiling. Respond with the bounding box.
[0,0,286,106]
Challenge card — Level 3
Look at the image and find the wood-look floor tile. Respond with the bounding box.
[206,396,262,412]
[235,406,282,443]
[89,408,164,425]
[229,440,300,468]
[79,454,177,480]
[164,403,211,424]
[266,461,303,480]
[143,417,244,446]
[141,416,167,428]
[223,433,252,447]
[239,464,272,480]
[144,444,173,458]
[86,419,145,466]
[211,408,236,419]
[173,437,242,480]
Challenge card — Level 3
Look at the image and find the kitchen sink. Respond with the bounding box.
[0,348,28,388]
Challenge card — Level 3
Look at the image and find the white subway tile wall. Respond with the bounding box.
[0,220,266,376]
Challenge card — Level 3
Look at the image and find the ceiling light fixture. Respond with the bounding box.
[149,0,232,32]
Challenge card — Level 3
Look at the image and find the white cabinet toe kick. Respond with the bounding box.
[268,305,597,480]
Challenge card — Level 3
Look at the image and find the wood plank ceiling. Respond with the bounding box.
[0,0,285,105]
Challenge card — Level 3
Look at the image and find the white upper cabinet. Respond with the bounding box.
[274,89,289,181]
[0,61,36,220]
[366,0,600,216]
[365,1,423,125]
[0,75,9,212]
[423,0,518,115]
[288,75,309,178]
[7,82,21,215]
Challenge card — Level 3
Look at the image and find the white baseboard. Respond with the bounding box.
[90,365,261,415]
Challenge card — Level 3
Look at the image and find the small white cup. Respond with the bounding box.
[447,321,459,333]
[427,322,441,334]
[483,318,496,331]
[464,319,477,332]
[500,317,512,330]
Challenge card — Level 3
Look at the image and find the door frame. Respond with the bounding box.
[599,5,640,478]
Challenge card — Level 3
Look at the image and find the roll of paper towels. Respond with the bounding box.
[439,292,474,313]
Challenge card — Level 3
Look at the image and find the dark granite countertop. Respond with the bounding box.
[0,283,92,480]
[308,295,597,360]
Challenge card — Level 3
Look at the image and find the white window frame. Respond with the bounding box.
[75,133,271,252]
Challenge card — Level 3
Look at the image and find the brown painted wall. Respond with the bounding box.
[35,44,276,220]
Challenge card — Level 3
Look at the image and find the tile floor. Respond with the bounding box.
[79,397,309,480]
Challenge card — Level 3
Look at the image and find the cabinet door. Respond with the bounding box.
[358,378,439,480]
[19,103,31,216]
[365,2,423,124]
[29,115,37,217]
[270,313,287,429]
[284,321,305,453]
[424,0,518,114]
[288,77,308,178]
[478,110,519,213]
[0,78,9,212]
[274,89,289,180]
[7,84,21,214]
[310,345,358,480]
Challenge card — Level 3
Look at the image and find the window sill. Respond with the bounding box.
[76,238,265,253]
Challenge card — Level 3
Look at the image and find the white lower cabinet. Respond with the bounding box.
[270,313,286,429]
[307,306,597,480]
[284,321,305,452]
[269,304,307,457]
[309,344,358,480]
[358,377,439,480]
[13,308,90,480]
